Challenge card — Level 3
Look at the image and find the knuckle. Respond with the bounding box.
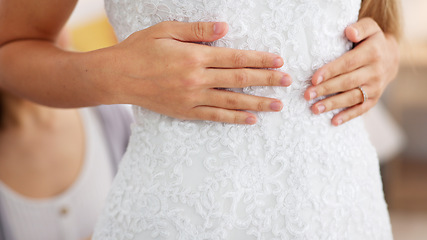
[359,18,378,36]
[233,114,240,124]
[344,57,357,70]
[365,17,380,30]
[182,76,198,89]
[232,52,247,66]
[260,54,270,67]
[314,86,324,96]
[209,112,222,122]
[225,96,238,107]
[324,98,334,109]
[155,21,169,31]
[183,52,205,67]
[359,23,368,36]
[257,101,264,112]
[192,22,207,40]
[235,70,249,87]
[181,71,203,89]
[267,72,276,86]
[318,85,329,95]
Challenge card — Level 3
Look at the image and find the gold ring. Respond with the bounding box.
[357,86,368,104]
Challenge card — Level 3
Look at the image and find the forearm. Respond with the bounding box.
[0,40,111,107]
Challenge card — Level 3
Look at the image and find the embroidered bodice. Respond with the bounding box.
[93,1,392,239]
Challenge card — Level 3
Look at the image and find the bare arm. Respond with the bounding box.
[0,0,291,124]
[0,0,94,106]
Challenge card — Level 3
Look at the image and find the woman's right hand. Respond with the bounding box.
[89,21,291,125]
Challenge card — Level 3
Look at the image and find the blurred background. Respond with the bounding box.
[62,0,427,239]
[380,1,427,239]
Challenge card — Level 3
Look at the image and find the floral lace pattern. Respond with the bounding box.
[94,0,393,239]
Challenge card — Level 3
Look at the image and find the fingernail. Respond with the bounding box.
[352,27,359,38]
[336,118,343,125]
[316,104,325,114]
[274,58,284,67]
[280,75,292,86]
[245,116,257,125]
[316,76,324,85]
[213,22,225,35]
[309,91,317,100]
[348,26,359,40]
[270,101,283,111]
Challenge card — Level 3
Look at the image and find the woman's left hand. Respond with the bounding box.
[304,17,400,126]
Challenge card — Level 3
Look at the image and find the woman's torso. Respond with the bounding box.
[94,1,392,239]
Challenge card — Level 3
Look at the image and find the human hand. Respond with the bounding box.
[92,21,291,125]
[304,17,399,126]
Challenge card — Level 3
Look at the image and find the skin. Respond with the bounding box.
[0,93,87,238]
[0,1,399,127]
[305,18,400,126]
[0,94,84,199]
[0,1,398,240]
[0,0,291,126]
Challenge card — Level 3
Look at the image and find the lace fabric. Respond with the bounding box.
[93,1,393,239]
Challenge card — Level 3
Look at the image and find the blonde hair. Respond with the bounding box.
[359,0,402,39]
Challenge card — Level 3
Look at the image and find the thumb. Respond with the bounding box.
[345,17,381,43]
[151,21,228,42]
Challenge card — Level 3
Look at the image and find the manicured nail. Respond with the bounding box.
[351,27,359,38]
[274,58,284,67]
[336,118,343,125]
[347,26,359,41]
[317,104,325,114]
[213,22,225,35]
[309,91,317,100]
[316,76,324,85]
[270,101,283,111]
[280,75,292,86]
[245,116,257,125]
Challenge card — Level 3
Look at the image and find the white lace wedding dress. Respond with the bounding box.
[93,0,393,239]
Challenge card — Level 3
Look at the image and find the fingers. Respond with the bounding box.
[203,89,284,112]
[151,21,229,42]
[305,67,369,100]
[311,87,367,115]
[311,84,380,127]
[206,68,292,88]
[191,106,257,125]
[345,17,381,43]
[312,18,384,88]
[304,17,395,126]
[310,46,373,87]
[330,100,375,126]
[206,47,284,69]
[150,21,284,69]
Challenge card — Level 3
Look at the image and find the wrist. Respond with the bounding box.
[74,47,124,106]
